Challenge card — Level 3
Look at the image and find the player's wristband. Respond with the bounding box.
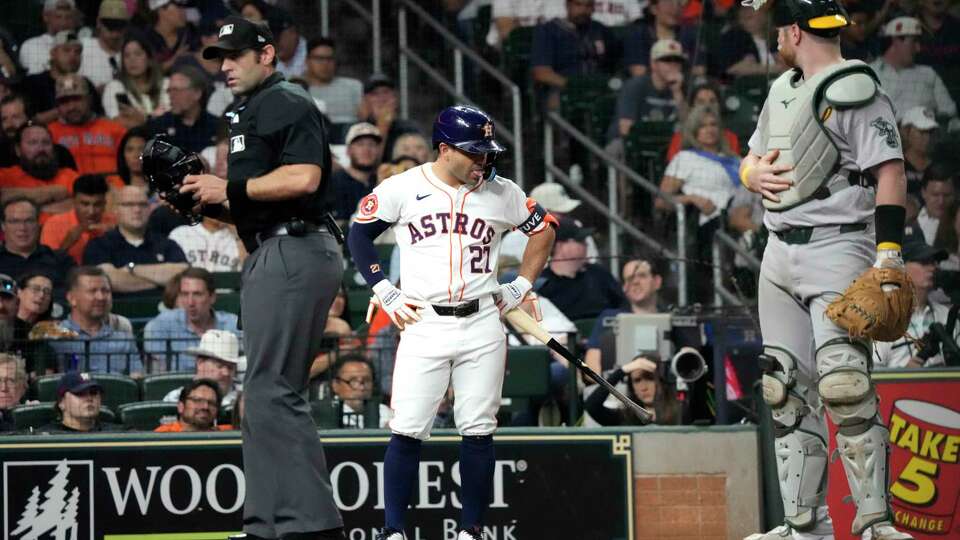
[875,204,905,249]
[226,178,251,210]
[739,165,753,188]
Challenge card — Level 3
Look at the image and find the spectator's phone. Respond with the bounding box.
[116,93,131,107]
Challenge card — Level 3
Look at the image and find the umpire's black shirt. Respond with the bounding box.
[224,72,332,252]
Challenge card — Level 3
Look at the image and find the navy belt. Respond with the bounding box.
[256,221,325,245]
[432,299,479,317]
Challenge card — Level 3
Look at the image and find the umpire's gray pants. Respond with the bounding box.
[240,231,344,538]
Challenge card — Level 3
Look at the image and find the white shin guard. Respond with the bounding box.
[776,430,829,530]
[836,424,892,535]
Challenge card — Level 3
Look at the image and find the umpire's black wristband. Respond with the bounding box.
[226,178,251,211]
[875,204,906,248]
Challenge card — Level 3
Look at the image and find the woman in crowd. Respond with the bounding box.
[102,36,169,127]
[585,355,681,426]
[13,272,58,379]
[656,104,741,301]
[665,83,741,161]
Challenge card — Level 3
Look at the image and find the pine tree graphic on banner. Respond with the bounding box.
[10,460,79,540]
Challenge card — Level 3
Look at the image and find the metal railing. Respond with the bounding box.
[396,0,524,187]
[320,0,382,73]
[543,112,688,305]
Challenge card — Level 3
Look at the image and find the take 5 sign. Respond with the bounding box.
[1,432,634,540]
[828,370,960,539]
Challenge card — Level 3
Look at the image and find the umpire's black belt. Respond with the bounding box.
[773,222,868,245]
[432,298,479,317]
[256,221,326,245]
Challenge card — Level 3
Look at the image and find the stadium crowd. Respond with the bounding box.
[0,0,958,434]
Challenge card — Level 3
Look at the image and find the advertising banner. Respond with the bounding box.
[1,432,633,540]
[828,370,960,540]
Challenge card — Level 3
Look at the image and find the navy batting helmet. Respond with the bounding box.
[432,105,506,156]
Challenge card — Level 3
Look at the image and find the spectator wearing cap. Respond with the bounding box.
[82,185,188,296]
[358,74,421,158]
[329,122,383,223]
[0,353,28,431]
[143,0,199,71]
[608,39,687,142]
[48,73,127,176]
[536,217,626,321]
[899,106,939,196]
[19,0,77,76]
[302,37,363,125]
[871,17,958,130]
[622,0,701,78]
[0,124,78,214]
[162,330,241,406]
[914,163,955,246]
[0,198,75,301]
[875,228,958,368]
[79,0,130,90]
[20,30,95,125]
[915,0,960,71]
[710,3,784,82]
[531,0,621,110]
[40,174,116,264]
[146,64,219,154]
[499,182,600,267]
[0,94,78,170]
[49,266,140,374]
[144,269,239,370]
[583,256,666,373]
[101,36,171,128]
[156,378,232,432]
[269,7,306,80]
[40,370,122,432]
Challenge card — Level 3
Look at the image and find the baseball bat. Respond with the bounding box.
[504,308,654,424]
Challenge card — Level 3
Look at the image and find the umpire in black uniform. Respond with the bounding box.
[182,16,344,540]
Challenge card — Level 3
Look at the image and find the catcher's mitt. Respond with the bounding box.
[141,137,205,224]
[826,267,915,342]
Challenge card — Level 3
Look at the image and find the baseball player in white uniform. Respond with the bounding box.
[739,0,914,539]
[347,105,556,540]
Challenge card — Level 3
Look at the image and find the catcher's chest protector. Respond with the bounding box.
[763,59,879,212]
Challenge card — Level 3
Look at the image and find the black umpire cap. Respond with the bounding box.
[202,16,275,60]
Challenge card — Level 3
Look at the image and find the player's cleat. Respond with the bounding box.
[861,523,913,540]
[375,529,404,540]
[743,525,834,540]
[457,528,484,540]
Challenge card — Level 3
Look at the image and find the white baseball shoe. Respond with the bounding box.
[744,525,834,540]
[457,528,484,540]
[375,529,403,540]
[860,523,913,540]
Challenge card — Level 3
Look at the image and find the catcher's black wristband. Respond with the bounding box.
[226,178,251,210]
[875,204,905,248]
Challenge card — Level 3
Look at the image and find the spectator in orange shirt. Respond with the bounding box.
[48,73,126,176]
[41,174,116,263]
[154,378,231,432]
[0,123,76,215]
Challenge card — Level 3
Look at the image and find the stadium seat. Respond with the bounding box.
[141,372,195,401]
[310,397,339,429]
[214,292,242,315]
[588,93,619,144]
[112,295,163,320]
[501,26,535,86]
[624,121,674,182]
[346,289,373,329]
[731,74,772,106]
[503,346,551,398]
[119,401,179,431]
[573,318,597,342]
[212,271,242,291]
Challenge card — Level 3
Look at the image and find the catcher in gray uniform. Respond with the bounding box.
[738,0,915,539]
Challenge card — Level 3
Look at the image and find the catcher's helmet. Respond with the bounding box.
[432,105,506,156]
[772,0,850,37]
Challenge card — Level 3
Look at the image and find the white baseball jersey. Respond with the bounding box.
[169,224,244,272]
[355,163,551,303]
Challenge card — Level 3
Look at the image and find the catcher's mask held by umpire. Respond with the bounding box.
[432,105,506,182]
[141,137,207,224]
